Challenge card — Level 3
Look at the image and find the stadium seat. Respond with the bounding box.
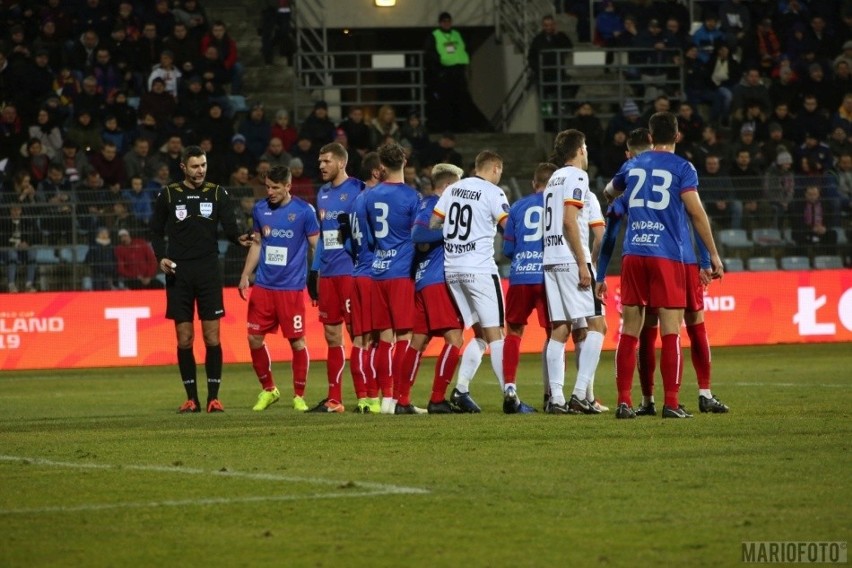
[59,245,89,263]
[834,227,848,246]
[751,228,785,246]
[33,247,59,265]
[127,96,140,109]
[229,95,248,113]
[747,256,778,271]
[780,256,810,270]
[723,257,744,272]
[718,229,752,253]
[813,255,843,269]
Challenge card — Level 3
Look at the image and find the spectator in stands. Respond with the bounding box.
[752,17,782,66]
[338,106,371,157]
[288,158,315,205]
[248,159,271,199]
[718,0,750,52]
[423,11,491,132]
[706,43,739,125]
[73,75,107,122]
[800,62,833,113]
[702,154,743,229]
[693,125,729,172]
[228,165,251,189]
[67,29,101,75]
[399,110,430,161]
[733,100,769,144]
[20,49,55,123]
[150,0,177,38]
[89,141,128,190]
[85,226,117,291]
[104,26,138,94]
[831,93,852,137]
[692,11,725,64]
[27,109,63,160]
[529,13,574,90]
[827,125,852,158]
[259,136,291,169]
[105,90,138,133]
[288,136,320,181]
[6,171,40,214]
[50,140,87,185]
[138,77,177,130]
[122,175,153,225]
[148,50,182,99]
[224,133,257,177]
[115,227,162,289]
[599,129,628,181]
[162,22,198,78]
[173,0,210,43]
[768,100,796,140]
[133,112,163,155]
[639,95,670,127]
[177,75,210,125]
[271,109,298,152]
[238,102,272,160]
[299,100,336,150]
[100,114,131,156]
[675,101,704,149]
[768,63,800,111]
[729,149,764,229]
[38,164,76,244]
[605,99,642,142]
[136,22,163,76]
[334,128,361,178]
[423,131,463,170]
[564,102,604,173]
[731,68,772,123]
[113,2,142,40]
[111,200,146,237]
[763,151,796,229]
[762,122,795,166]
[194,45,231,111]
[369,104,401,149]
[796,131,834,177]
[834,39,852,70]
[200,20,244,95]
[146,163,171,194]
[90,47,123,102]
[789,184,839,253]
[594,1,623,63]
[0,104,27,173]
[807,15,837,63]
[1,203,39,293]
[32,19,64,72]
[259,0,293,66]
[123,138,159,185]
[195,101,233,154]
[829,153,852,213]
[21,139,51,185]
[158,135,184,180]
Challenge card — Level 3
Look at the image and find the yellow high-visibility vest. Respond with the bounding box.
[432,28,470,66]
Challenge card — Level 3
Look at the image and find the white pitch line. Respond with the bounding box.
[0,455,429,515]
[717,382,846,388]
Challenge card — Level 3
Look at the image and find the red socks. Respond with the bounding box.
[638,325,658,397]
[250,345,275,391]
[502,334,521,385]
[397,345,421,406]
[350,346,366,399]
[392,340,409,399]
[375,340,393,398]
[326,345,345,403]
[615,334,639,407]
[292,346,308,397]
[660,333,682,408]
[686,322,711,390]
[431,343,460,403]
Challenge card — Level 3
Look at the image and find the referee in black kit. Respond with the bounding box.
[149,145,252,414]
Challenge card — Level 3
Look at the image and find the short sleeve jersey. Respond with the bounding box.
[349,189,374,277]
[580,189,605,264]
[315,177,364,276]
[433,176,509,274]
[365,181,420,280]
[503,192,544,285]
[413,194,445,292]
[542,165,588,265]
[252,197,320,291]
[610,150,698,262]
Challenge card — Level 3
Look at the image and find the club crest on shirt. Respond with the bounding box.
[288,213,296,222]
[200,202,213,217]
[573,188,582,200]
[339,194,348,201]
[175,204,187,220]
[502,203,510,213]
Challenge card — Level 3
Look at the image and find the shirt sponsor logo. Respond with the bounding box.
[175,204,187,221]
[200,202,213,217]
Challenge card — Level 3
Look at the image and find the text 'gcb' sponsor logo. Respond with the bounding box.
[262,226,294,238]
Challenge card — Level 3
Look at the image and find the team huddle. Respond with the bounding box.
[161,110,731,418]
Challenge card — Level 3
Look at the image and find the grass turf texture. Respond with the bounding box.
[0,343,849,567]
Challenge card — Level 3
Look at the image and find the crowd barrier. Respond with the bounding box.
[0,270,850,371]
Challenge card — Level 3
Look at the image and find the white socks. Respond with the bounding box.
[573,330,604,400]
[455,338,487,393]
[545,339,566,405]
[489,339,506,391]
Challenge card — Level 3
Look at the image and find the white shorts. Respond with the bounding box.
[445,272,504,329]
[544,263,601,323]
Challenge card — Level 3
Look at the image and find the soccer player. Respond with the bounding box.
[541,130,607,415]
[238,165,319,411]
[149,145,251,414]
[602,112,723,419]
[402,163,466,414]
[345,151,381,414]
[502,163,554,405]
[364,142,421,414]
[307,142,364,413]
[597,131,729,416]
[430,150,535,414]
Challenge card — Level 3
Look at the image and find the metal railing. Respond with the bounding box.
[537,46,684,130]
[291,50,426,122]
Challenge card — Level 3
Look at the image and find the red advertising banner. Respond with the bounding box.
[1,270,850,370]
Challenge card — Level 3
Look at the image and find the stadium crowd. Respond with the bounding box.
[2,0,852,294]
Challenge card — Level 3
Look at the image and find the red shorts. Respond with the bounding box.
[246,287,306,339]
[350,276,374,337]
[684,263,704,312]
[318,275,352,325]
[505,283,549,328]
[620,255,686,309]
[414,283,463,336]
[372,277,415,331]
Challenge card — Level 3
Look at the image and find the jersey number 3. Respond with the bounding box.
[627,168,672,210]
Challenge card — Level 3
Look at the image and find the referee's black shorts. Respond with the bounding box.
[165,256,225,322]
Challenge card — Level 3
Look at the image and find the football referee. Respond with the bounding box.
[149,145,251,413]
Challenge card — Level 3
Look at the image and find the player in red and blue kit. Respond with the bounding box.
[238,166,320,412]
[502,163,555,403]
[308,142,364,413]
[364,142,421,414]
[602,113,722,419]
[345,152,382,414]
[400,163,466,414]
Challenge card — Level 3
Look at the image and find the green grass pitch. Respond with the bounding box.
[1,343,849,567]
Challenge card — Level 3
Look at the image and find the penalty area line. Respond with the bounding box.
[0,455,429,515]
